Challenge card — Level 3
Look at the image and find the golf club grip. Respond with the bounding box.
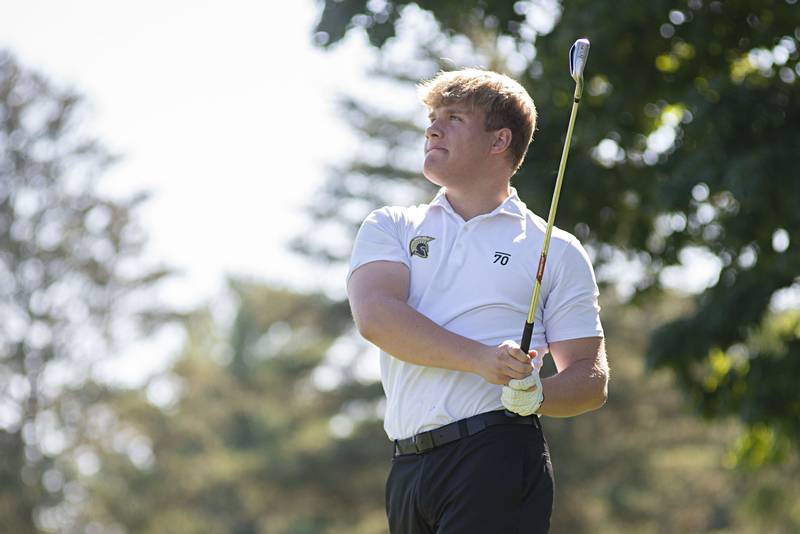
[507,321,534,418]
[520,321,534,354]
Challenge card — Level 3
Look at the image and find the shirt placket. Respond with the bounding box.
[440,214,491,288]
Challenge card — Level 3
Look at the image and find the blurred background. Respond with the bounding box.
[1,0,798,532]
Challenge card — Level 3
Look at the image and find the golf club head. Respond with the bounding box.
[569,38,591,82]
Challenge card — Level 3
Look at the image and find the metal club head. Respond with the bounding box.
[569,38,591,82]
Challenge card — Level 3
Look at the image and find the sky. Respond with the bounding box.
[1,0,370,305]
[1,0,376,385]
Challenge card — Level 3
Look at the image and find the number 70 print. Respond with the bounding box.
[493,252,510,265]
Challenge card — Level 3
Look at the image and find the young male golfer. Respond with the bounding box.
[346,69,609,533]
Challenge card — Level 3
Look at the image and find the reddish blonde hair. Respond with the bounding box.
[418,68,537,173]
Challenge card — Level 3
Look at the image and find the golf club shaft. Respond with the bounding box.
[520,78,585,354]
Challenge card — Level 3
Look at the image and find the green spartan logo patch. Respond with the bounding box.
[410,236,435,258]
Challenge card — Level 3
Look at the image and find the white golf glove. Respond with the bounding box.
[501,370,543,416]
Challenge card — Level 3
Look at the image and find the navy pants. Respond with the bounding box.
[386,421,554,533]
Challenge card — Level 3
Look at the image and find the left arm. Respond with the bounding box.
[537,336,608,417]
[506,238,608,418]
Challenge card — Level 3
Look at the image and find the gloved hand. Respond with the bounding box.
[501,370,543,416]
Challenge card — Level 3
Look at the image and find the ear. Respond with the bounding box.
[489,128,512,155]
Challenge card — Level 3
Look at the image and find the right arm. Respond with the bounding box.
[347,260,532,385]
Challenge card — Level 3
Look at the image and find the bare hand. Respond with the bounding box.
[474,340,536,385]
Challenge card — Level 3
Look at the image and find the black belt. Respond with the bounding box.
[393,410,541,456]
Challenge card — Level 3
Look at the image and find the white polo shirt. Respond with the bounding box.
[347,187,603,440]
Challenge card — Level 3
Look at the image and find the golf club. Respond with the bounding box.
[519,38,591,355]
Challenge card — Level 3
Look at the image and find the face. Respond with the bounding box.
[423,104,497,187]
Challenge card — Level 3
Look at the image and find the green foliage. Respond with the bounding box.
[80,281,389,533]
[0,51,176,532]
[81,283,800,532]
[312,0,800,459]
[544,294,800,533]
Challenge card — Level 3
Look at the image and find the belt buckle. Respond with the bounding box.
[412,432,433,453]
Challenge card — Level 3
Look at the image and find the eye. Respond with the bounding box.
[450,114,462,121]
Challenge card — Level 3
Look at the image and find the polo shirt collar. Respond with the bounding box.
[429,188,452,212]
[430,187,527,219]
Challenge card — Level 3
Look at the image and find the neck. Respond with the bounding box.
[443,181,512,221]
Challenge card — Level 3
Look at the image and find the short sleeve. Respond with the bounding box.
[347,207,411,284]
[541,238,604,343]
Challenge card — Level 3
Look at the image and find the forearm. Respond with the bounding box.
[537,358,608,417]
[353,295,484,374]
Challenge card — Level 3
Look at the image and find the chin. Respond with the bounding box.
[422,164,445,187]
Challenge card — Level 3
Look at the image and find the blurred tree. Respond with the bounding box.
[79,281,389,534]
[79,282,800,533]
[0,51,175,532]
[309,0,800,461]
[544,293,800,533]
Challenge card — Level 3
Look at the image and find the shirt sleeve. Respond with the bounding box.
[541,238,604,343]
[346,207,411,285]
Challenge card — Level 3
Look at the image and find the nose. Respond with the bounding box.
[425,120,441,140]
